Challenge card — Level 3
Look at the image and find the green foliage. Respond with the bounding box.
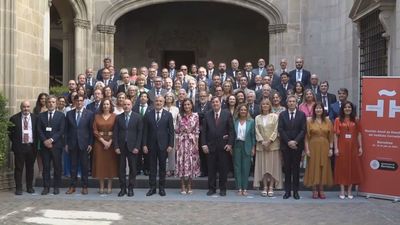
[0,93,12,167]
[49,86,68,97]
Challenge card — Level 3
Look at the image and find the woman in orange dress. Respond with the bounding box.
[92,99,119,194]
[304,102,334,199]
[334,101,363,199]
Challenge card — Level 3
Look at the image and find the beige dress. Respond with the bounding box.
[254,113,282,188]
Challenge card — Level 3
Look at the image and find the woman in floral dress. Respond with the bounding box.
[175,99,200,194]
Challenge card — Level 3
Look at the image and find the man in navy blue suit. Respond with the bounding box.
[289,57,311,87]
[278,95,307,200]
[114,99,143,197]
[37,95,65,195]
[65,95,94,195]
[329,88,355,121]
[142,96,174,197]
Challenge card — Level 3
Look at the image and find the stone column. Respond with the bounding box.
[74,18,91,76]
[268,24,287,66]
[0,0,16,110]
[97,24,116,66]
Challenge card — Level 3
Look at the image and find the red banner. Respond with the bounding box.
[360,77,400,198]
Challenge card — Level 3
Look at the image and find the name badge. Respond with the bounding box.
[46,127,52,132]
[23,130,29,134]
[345,134,352,139]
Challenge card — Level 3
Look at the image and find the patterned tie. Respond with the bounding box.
[140,105,145,116]
[125,113,130,128]
[156,111,160,122]
[215,113,219,126]
[23,116,29,143]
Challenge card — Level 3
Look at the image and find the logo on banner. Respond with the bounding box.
[365,89,400,118]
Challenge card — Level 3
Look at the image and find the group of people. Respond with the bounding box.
[8,57,363,200]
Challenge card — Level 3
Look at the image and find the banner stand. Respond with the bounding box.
[358,192,400,203]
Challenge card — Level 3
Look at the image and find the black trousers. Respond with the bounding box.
[69,146,89,187]
[41,147,62,188]
[119,143,137,189]
[137,147,150,172]
[14,144,36,190]
[282,148,302,192]
[198,138,208,175]
[207,148,230,191]
[149,144,167,189]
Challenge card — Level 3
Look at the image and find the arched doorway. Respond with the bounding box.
[96,0,286,67]
[114,2,269,69]
[50,0,75,86]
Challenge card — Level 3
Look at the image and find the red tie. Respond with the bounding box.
[215,113,219,126]
[23,116,29,143]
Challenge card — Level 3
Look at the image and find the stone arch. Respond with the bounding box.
[69,0,89,20]
[99,0,285,27]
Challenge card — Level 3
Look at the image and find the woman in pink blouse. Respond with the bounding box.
[299,89,316,118]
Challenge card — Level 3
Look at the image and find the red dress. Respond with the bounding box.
[334,118,363,185]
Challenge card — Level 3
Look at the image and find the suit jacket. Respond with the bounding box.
[96,68,119,81]
[329,101,357,122]
[317,92,337,114]
[65,108,94,151]
[197,77,212,88]
[116,83,131,95]
[226,69,240,79]
[252,67,267,77]
[132,104,153,116]
[37,110,65,149]
[207,68,218,79]
[195,101,212,129]
[148,88,168,102]
[99,78,118,95]
[234,119,256,155]
[278,110,307,151]
[306,84,321,96]
[8,112,38,152]
[113,111,143,152]
[142,109,174,151]
[86,101,101,114]
[289,69,311,87]
[201,109,234,152]
[276,83,294,106]
[248,103,260,119]
[270,74,281,91]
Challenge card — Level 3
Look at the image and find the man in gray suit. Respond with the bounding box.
[252,58,267,77]
[148,77,167,102]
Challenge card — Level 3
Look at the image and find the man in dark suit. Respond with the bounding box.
[133,92,153,176]
[317,81,337,115]
[99,68,117,95]
[266,64,281,90]
[278,95,307,200]
[96,57,112,81]
[226,59,240,79]
[85,68,97,91]
[329,88,354,121]
[86,88,103,114]
[142,96,174,196]
[37,95,65,195]
[113,99,143,197]
[197,67,212,88]
[65,95,94,195]
[168,60,177,80]
[306,74,321,96]
[116,71,132,95]
[289,57,311,87]
[148,77,167,103]
[243,62,256,89]
[201,96,234,196]
[276,72,294,106]
[8,101,37,195]
[195,91,212,177]
[206,60,218,79]
[246,90,260,119]
[217,63,233,83]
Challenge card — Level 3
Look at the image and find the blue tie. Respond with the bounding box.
[76,111,81,125]
[125,114,129,128]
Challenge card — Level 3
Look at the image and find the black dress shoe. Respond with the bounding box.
[41,187,49,195]
[283,192,291,199]
[27,188,35,194]
[53,188,60,195]
[293,191,300,200]
[159,189,166,196]
[206,190,216,196]
[15,190,23,195]
[219,191,226,196]
[146,188,156,196]
[127,189,134,197]
[118,189,127,197]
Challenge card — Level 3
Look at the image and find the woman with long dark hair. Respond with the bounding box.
[334,101,363,199]
[304,102,334,199]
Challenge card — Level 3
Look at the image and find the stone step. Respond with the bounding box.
[35,175,340,191]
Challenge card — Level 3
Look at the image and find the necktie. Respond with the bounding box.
[323,96,328,108]
[156,89,160,96]
[259,68,263,74]
[156,111,160,122]
[23,116,29,143]
[296,70,301,81]
[48,111,53,125]
[105,80,109,86]
[290,111,294,121]
[125,84,128,92]
[189,90,193,99]
[215,113,219,125]
[95,102,99,110]
[76,111,81,125]
[140,105,145,116]
[250,104,254,115]
[125,113,130,128]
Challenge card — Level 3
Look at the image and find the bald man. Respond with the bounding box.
[9,101,38,195]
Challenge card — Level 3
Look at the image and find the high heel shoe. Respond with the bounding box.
[312,191,318,199]
[319,191,326,199]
